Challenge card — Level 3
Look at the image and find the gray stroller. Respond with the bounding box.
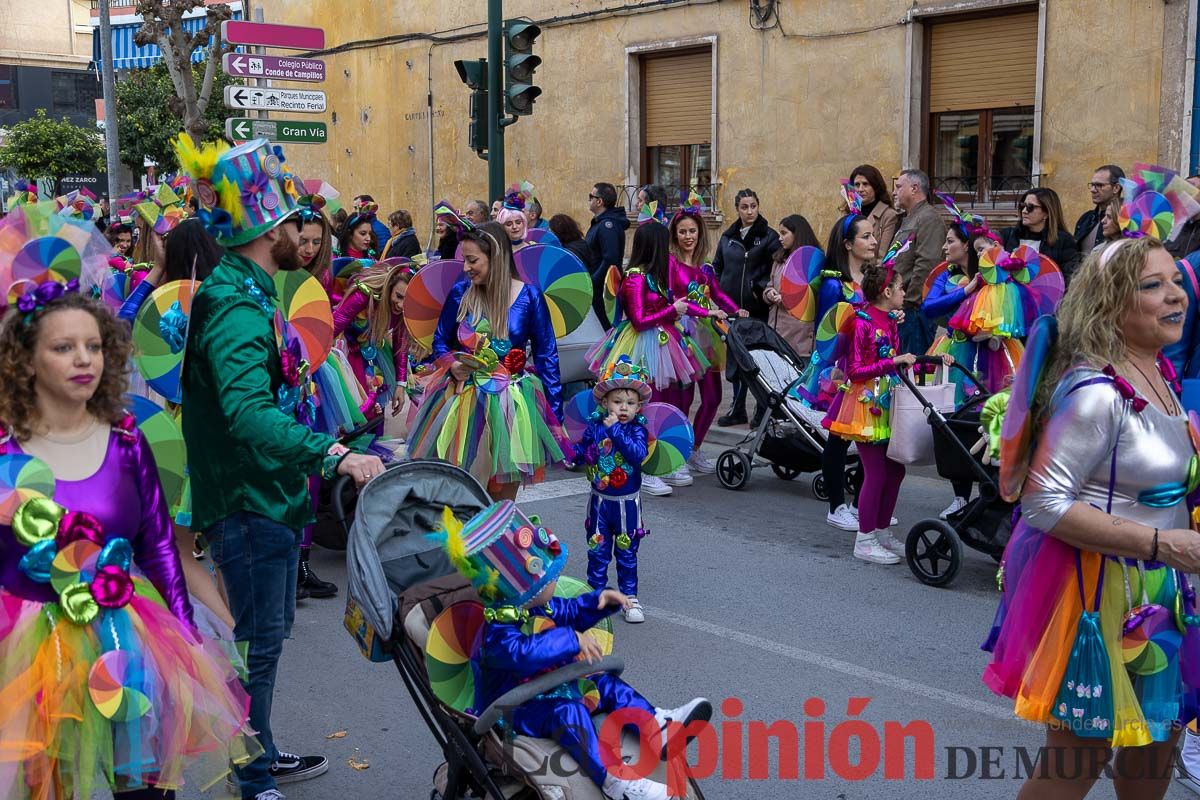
[344,459,706,799]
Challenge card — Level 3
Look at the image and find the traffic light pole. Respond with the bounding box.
[486,0,505,205]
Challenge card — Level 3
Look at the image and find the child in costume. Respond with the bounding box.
[575,356,652,624]
[432,500,712,800]
[824,262,948,565]
[0,284,256,799]
[587,210,708,496]
[666,192,745,478]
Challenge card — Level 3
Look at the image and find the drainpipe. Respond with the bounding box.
[1189,0,1200,175]
[427,43,436,249]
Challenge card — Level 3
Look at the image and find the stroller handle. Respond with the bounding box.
[472,655,625,735]
[897,355,985,397]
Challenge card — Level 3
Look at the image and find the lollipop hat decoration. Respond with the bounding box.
[593,355,652,403]
[672,190,705,223]
[434,199,474,233]
[936,191,991,240]
[430,502,567,607]
[503,181,534,211]
[1116,162,1200,242]
[174,134,301,247]
[54,188,99,222]
[134,183,189,236]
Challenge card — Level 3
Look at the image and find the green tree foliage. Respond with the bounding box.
[0,110,105,190]
[115,63,237,172]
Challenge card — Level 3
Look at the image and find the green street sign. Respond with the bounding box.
[225,118,328,144]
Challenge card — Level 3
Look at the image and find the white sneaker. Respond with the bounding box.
[661,467,693,487]
[603,774,673,800]
[876,529,906,555]
[254,792,286,800]
[654,697,713,757]
[853,533,900,564]
[1178,730,1200,794]
[641,475,673,496]
[687,451,716,474]
[848,506,897,527]
[826,504,858,531]
[940,496,968,519]
[624,596,645,624]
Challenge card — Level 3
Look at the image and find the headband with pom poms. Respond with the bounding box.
[637,201,666,226]
[672,190,705,222]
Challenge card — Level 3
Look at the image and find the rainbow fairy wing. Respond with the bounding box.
[999,314,1058,502]
[813,301,858,366]
[1017,247,1065,318]
[778,245,826,322]
[641,402,694,476]
[513,245,593,337]
[604,264,623,326]
[922,261,956,301]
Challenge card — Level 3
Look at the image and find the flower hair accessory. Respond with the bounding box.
[637,201,666,227]
[14,279,80,320]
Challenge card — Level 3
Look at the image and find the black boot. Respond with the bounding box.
[298,547,338,598]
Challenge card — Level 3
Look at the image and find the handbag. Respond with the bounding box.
[887,365,957,466]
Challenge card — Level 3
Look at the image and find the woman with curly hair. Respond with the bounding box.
[0,288,256,799]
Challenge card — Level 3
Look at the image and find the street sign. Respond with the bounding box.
[225,118,328,144]
[224,86,326,113]
[223,53,325,82]
[221,20,324,50]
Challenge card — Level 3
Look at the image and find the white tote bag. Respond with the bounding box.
[887,371,957,466]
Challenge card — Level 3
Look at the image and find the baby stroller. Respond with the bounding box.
[715,317,862,501]
[894,357,1015,587]
[344,459,706,799]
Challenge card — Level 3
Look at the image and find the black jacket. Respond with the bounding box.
[563,239,594,271]
[585,207,630,329]
[437,229,459,261]
[999,224,1081,279]
[383,231,421,260]
[713,215,780,319]
[1168,218,1200,259]
[1073,208,1101,250]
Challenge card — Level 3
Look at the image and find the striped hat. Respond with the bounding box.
[435,500,567,607]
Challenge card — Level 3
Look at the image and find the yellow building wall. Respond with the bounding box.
[257,0,1169,246]
[0,0,93,69]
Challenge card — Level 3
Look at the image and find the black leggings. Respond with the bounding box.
[116,788,175,799]
[822,434,852,512]
[951,479,972,502]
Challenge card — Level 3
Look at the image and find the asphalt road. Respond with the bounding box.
[197,428,1200,800]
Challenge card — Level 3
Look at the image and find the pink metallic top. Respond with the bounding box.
[332,286,409,384]
[668,255,739,317]
[844,305,899,382]
[619,267,683,331]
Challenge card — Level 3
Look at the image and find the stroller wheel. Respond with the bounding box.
[845,463,864,502]
[716,449,752,490]
[905,519,964,587]
[772,463,801,481]
[811,473,829,501]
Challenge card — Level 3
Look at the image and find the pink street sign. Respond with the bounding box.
[221,20,325,51]
[222,53,325,82]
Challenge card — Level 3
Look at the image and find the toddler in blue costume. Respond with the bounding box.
[576,356,652,624]
[433,500,711,800]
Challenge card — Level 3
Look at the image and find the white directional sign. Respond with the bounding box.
[223,86,326,113]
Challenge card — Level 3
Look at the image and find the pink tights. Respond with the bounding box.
[650,372,722,448]
[855,443,905,534]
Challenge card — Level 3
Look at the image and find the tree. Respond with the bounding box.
[115,63,238,173]
[133,0,234,141]
[0,110,105,191]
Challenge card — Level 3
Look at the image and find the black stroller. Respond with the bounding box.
[715,317,862,501]
[343,459,707,799]
[895,357,1015,587]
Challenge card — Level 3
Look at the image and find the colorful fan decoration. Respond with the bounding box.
[1013,246,1065,318]
[124,394,186,511]
[331,256,371,299]
[1120,192,1175,241]
[1120,163,1200,241]
[132,280,198,404]
[840,180,863,216]
[88,650,152,721]
[999,314,1058,502]
[0,203,110,299]
[513,245,593,338]
[50,539,101,594]
[604,265,622,326]
[404,258,465,350]
[523,575,615,657]
[1122,603,1181,676]
[0,454,56,525]
[274,270,334,370]
[813,301,859,366]
[525,227,555,245]
[563,389,598,443]
[641,402,694,477]
[778,246,826,323]
[425,600,485,713]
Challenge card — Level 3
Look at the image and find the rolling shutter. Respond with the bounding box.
[643,49,712,146]
[928,11,1037,112]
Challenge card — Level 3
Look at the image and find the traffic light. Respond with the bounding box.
[503,20,542,116]
[454,58,489,156]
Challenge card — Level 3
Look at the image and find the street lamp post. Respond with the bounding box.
[97,0,122,198]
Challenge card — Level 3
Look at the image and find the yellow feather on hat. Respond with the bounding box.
[215,175,246,227]
[173,133,227,183]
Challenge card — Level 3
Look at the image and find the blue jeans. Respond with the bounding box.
[898,308,937,357]
[206,512,301,798]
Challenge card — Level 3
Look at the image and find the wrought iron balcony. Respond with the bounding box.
[930,174,1044,209]
[615,183,722,217]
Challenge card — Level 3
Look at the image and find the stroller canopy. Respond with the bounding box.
[347,460,492,640]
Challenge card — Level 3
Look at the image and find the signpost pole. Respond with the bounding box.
[253,6,268,122]
[98,0,121,198]
[486,0,504,205]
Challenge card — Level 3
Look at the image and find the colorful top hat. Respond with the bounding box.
[433,502,567,607]
[135,183,189,236]
[593,355,652,403]
[174,134,302,247]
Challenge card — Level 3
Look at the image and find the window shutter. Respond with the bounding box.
[929,11,1037,113]
[643,49,712,147]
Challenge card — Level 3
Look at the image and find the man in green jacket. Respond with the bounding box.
[180,136,384,800]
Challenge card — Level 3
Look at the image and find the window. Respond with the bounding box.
[641,48,713,207]
[0,66,16,110]
[51,71,100,116]
[925,10,1037,202]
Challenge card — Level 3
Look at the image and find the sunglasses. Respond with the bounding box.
[588,194,600,201]
[1021,203,1043,213]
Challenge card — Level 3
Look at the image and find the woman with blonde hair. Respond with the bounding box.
[983,234,1200,799]
[332,259,418,413]
[408,221,568,500]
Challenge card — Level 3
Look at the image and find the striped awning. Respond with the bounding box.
[93,11,242,71]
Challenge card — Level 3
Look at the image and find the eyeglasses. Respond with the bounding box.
[1021,203,1043,213]
[1088,182,1115,190]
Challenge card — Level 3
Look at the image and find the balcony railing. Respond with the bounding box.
[615,183,722,217]
[91,0,138,8]
[930,174,1044,209]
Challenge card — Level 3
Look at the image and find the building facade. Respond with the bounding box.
[256,0,1195,241]
[0,0,96,129]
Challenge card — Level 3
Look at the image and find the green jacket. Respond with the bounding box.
[182,251,336,532]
